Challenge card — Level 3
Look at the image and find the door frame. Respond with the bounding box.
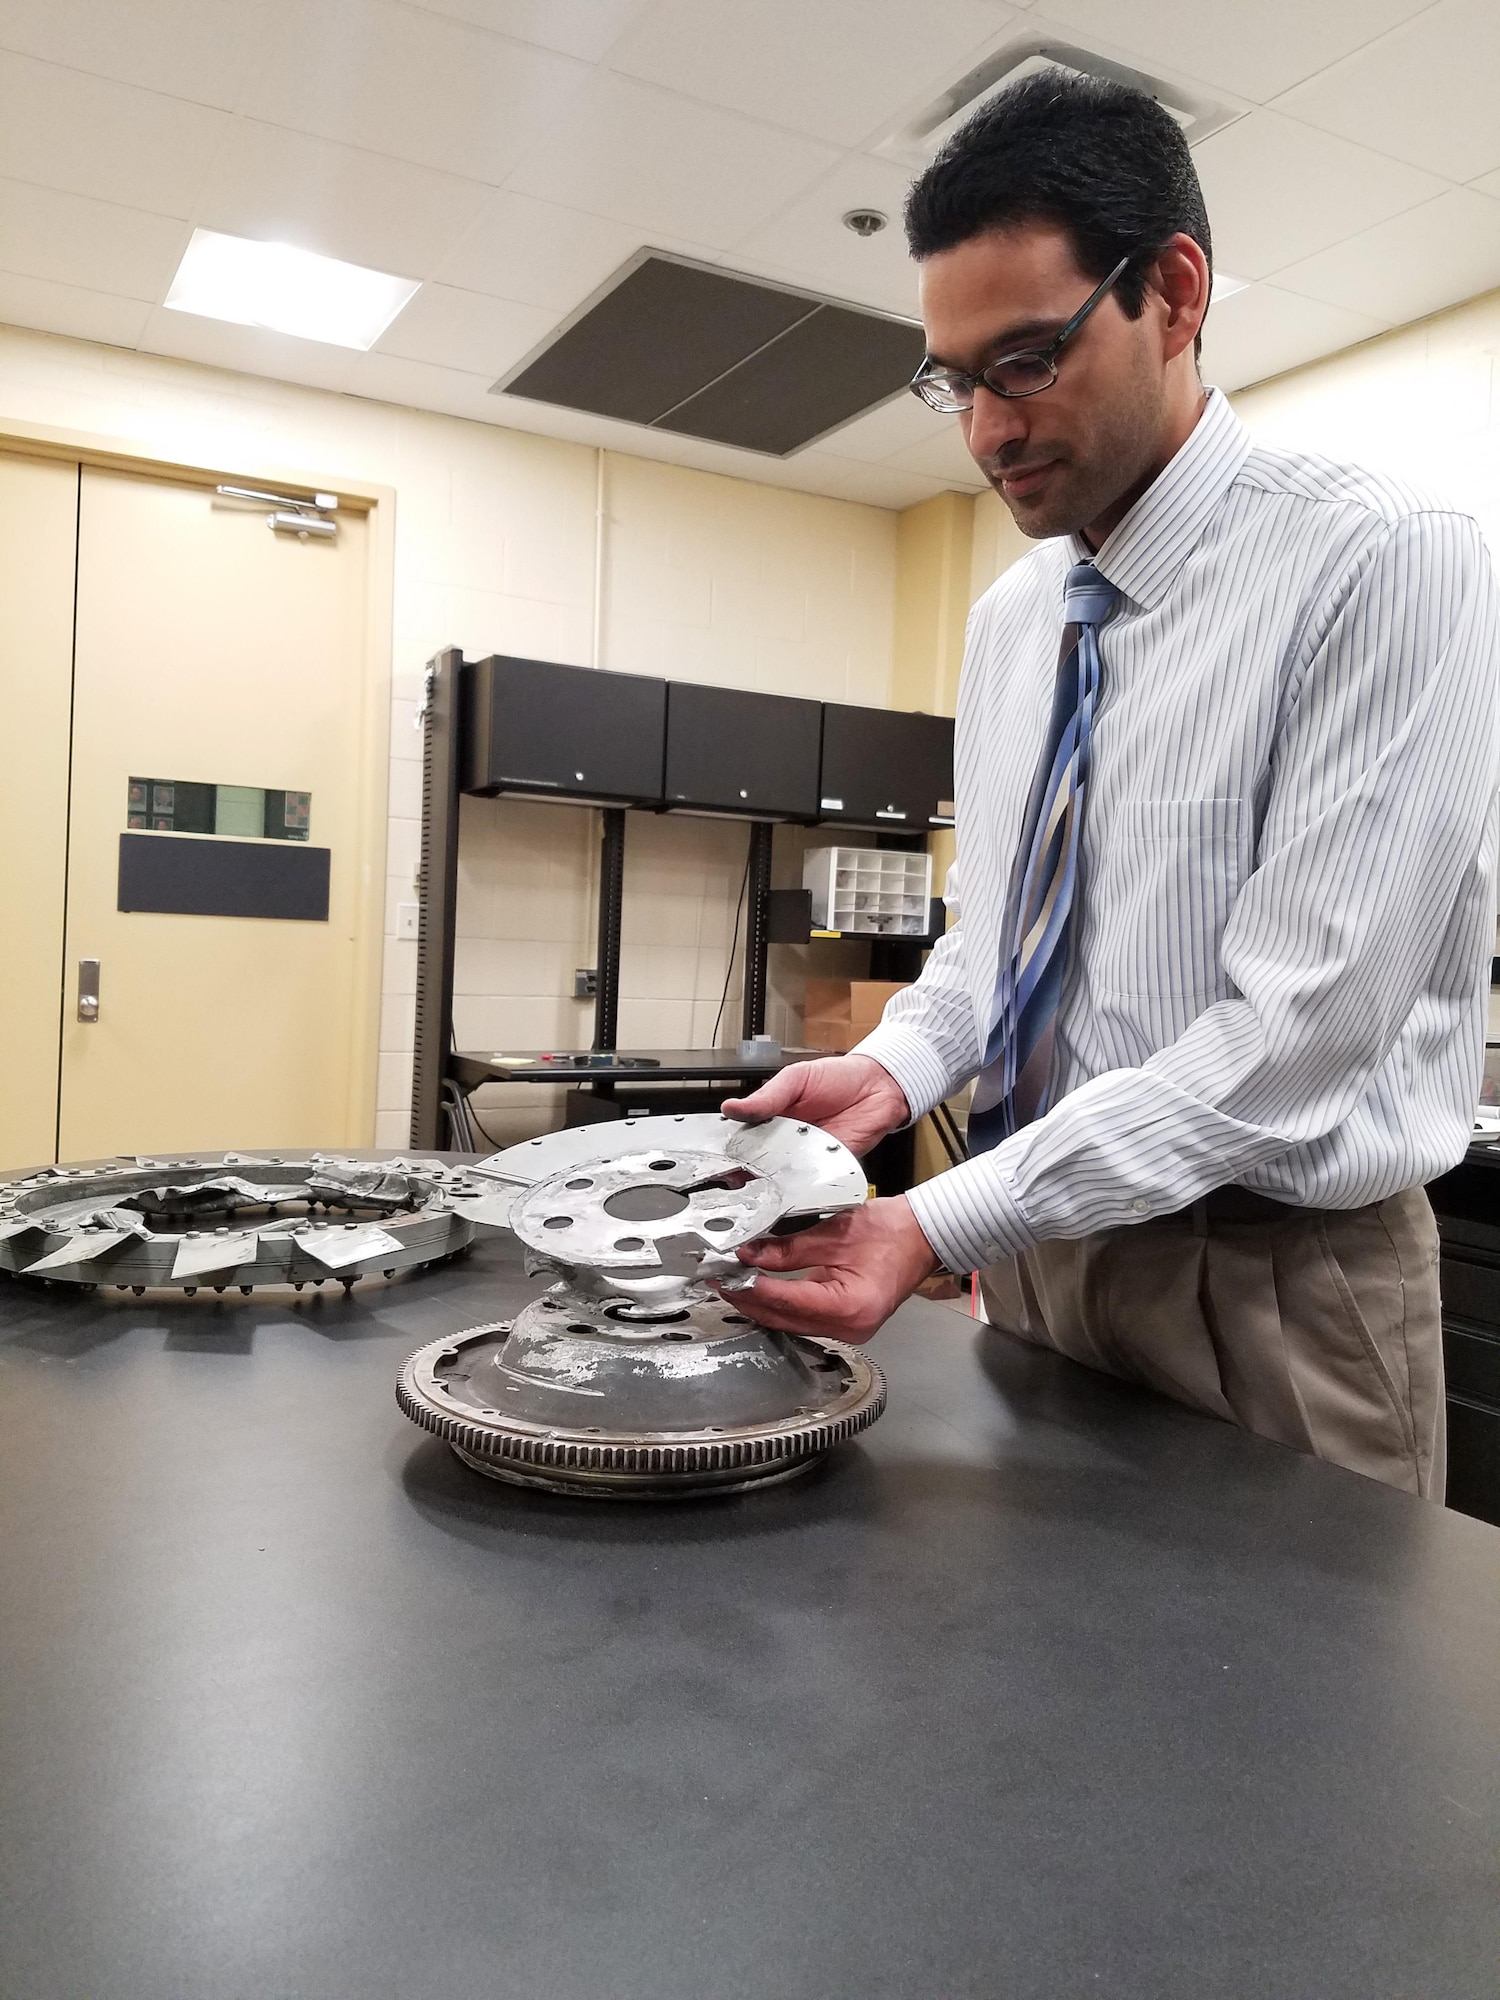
[0,415,395,1148]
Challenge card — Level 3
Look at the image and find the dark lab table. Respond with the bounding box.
[1,1229,1496,2000]
[446,1048,919,1194]
[447,1045,818,1091]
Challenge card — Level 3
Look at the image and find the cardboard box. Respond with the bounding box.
[805,978,909,1024]
[800,1018,863,1053]
[802,978,909,1052]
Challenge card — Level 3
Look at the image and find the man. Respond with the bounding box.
[725,71,1500,1498]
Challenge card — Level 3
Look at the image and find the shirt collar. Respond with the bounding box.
[1070,387,1252,611]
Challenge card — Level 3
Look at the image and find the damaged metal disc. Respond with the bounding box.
[472,1111,868,1311]
[396,1295,885,1498]
[0,1153,496,1293]
[398,1112,884,1497]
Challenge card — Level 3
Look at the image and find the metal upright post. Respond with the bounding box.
[410,649,463,1150]
[593,808,626,1052]
[741,819,774,1041]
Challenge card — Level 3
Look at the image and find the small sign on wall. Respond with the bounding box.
[117,833,330,921]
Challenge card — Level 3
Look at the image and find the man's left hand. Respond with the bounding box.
[723,1197,941,1343]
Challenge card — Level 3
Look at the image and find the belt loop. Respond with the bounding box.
[1192,1197,1209,1239]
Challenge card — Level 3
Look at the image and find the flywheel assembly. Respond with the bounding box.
[0,1153,497,1292]
[396,1113,887,1498]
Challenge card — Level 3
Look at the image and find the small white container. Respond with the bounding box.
[803,846,933,936]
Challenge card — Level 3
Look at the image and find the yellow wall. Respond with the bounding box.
[892,489,975,718]
[1230,284,1500,557]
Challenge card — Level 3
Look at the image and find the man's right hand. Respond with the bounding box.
[720,1053,910,1158]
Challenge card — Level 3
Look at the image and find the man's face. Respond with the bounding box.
[917,222,1172,542]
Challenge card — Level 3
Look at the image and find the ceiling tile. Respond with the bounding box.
[196,121,490,279]
[1199,282,1388,391]
[138,302,361,392]
[0,0,269,109]
[1033,0,1433,103]
[606,0,1016,147]
[879,422,990,486]
[400,0,647,62]
[0,179,188,299]
[241,0,590,184]
[812,390,949,465]
[0,270,151,349]
[731,154,924,317]
[432,191,681,309]
[1193,112,1446,281]
[1473,169,1500,201]
[0,55,231,219]
[1272,0,1500,184]
[375,283,555,374]
[1271,188,1500,327]
[777,451,949,509]
[348,348,500,420]
[504,72,840,248]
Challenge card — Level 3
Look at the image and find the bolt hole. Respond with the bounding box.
[565,1322,596,1335]
[722,1313,750,1325]
[648,1159,676,1171]
[702,1217,733,1232]
[660,1330,693,1342]
[603,1185,689,1222]
[543,1215,573,1230]
[565,1177,593,1191]
[613,1235,645,1251]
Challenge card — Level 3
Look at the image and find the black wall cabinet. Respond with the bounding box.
[664,681,822,820]
[459,653,952,829]
[818,702,954,831]
[461,654,666,805]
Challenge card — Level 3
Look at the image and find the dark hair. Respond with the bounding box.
[904,70,1212,338]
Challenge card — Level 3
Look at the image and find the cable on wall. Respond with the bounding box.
[710,833,754,1052]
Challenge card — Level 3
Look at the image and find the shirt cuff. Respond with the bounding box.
[904,1150,1038,1275]
[849,1020,960,1124]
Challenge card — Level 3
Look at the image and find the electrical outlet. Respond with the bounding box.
[574,967,598,999]
[396,902,419,941]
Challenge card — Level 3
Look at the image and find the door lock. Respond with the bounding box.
[77,958,100,1023]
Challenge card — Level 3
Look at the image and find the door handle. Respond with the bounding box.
[77,958,100,1023]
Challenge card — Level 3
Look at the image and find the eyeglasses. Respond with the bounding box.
[908,251,1135,412]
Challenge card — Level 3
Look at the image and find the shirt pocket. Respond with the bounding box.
[1084,798,1244,1015]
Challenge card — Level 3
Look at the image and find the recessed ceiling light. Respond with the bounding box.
[1211,272,1249,302]
[164,228,419,350]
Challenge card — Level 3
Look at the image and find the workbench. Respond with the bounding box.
[1,1226,1495,1999]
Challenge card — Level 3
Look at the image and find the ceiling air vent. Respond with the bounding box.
[875,36,1242,169]
[491,250,926,458]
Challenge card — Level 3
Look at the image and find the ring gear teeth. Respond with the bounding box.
[396,1315,886,1500]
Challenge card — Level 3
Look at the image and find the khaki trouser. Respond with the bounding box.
[978,1185,1444,1498]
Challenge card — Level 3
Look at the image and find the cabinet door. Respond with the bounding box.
[0,452,78,1171]
[57,468,383,1157]
[818,703,954,830]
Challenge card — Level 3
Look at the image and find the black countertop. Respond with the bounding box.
[1,1229,1496,2000]
[448,1047,819,1090]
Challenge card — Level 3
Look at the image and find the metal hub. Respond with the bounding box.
[397,1113,885,1497]
[0,1153,500,1293]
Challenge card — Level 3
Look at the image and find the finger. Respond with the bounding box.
[721,1074,794,1122]
[727,1274,861,1340]
[736,1223,849,1270]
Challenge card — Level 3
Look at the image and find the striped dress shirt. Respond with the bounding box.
[856,388,1500,1278]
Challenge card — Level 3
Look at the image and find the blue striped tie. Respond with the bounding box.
[968,562,1118,1155]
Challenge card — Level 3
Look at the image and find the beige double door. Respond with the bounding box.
[0,449,384,1169]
